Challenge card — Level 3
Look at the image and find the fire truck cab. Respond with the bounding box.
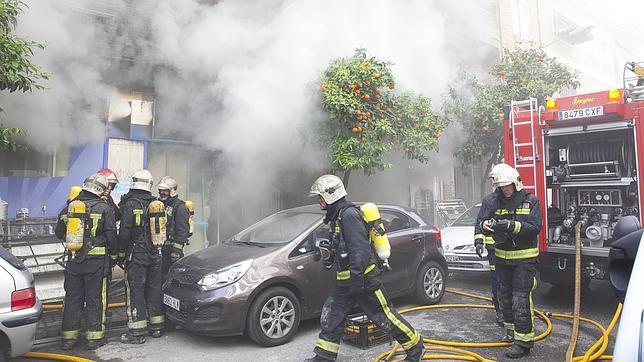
[502,62,644,286]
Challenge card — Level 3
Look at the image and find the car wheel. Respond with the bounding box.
[415,261,446,305]
[247,286,301,347]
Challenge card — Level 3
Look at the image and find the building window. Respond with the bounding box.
[0,147,71,177]
[512,0,530,38]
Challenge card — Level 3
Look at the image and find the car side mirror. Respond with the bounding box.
[608,217,644,302]
[313,238,329,262]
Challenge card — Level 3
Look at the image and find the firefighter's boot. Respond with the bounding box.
[120,333,146,344]
[303,355,334,362]
[87,338,107,350]
[150,329,164,338]
[403,341,424,361]
[61,339,77,350]
[504,344,530,359]
[501,330,514,343]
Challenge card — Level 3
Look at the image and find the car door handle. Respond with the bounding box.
[412,235,423,243]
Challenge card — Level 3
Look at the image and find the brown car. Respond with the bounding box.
[162,204,447,347]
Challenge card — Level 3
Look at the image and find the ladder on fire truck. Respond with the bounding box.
[509,98,540,198]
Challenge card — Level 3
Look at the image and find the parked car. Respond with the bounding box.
[163,204,446,347]
[0,246,42,361]
[608,216,644,360]
[440,204,490,272]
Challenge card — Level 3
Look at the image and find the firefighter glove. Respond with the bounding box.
[481,219,496,233]
[494,219,514,233]
[474,239,485,259]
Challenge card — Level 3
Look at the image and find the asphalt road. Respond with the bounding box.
[23,271,621,362]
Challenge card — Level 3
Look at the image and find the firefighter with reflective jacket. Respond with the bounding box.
[55,173,118,350]
[474,163,518,328]
[157,176,190,279]
[477,164,542,359]
[118,169,165,344]
[305,175,424,362]
[98,168,121,222]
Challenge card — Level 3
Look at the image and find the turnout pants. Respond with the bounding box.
[125,253,165,336]
[161,244,184,280]
[486,246,501,318]
[497,263,537,348]
[313,285,423,361]
[61,256,108,342]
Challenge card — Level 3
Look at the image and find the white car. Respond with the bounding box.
[0,246,42,361]
[440,204,490,272]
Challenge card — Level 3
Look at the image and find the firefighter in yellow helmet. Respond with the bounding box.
[304,175,423,362]
[55,174,118,350]
[118,169,165,344]
[157,176,190,279]
[478,164,542,358]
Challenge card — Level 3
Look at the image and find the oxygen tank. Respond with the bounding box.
[149,200,167,247]
[65,200,86,254]
[67,186,82,202]
[360,203,391,267]
[185,200,194,237]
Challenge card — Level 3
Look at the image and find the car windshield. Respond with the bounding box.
[233,212,322,244]
[450,206,480,227]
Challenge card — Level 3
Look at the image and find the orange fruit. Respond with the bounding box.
[352,127,359,133]
[363,94,370,101]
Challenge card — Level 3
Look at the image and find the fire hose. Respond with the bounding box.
[375,288,622,361]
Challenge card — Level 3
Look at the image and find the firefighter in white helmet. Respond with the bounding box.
[474,163,518,328]
[55,173,118,350]
[157,176,191,279]
[305,175,423,362]
[118,169,165,343]
[477,163,542,358]
[97,168,121,222]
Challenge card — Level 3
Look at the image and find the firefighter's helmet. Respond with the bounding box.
[81,173,109,197]
[491,163,523,191]
[158,176,178,198]
[67,186,82,202]
[131,169,154,192]
[98,168,118,189]
[309,174,347,205]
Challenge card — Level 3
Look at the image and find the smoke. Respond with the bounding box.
[2,0,495,234]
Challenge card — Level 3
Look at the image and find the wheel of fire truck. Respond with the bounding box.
[246,286,302,347]
[414,261,446,305]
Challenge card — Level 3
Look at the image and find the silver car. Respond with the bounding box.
[0,246,42,360]
[440,204,491,272]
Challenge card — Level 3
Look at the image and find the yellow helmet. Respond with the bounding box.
[67,185,82,201]
[490,163,523,191]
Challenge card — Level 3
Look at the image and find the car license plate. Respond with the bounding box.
[445,255,460,262]
[163,294,180,311]
[558,106,603,120]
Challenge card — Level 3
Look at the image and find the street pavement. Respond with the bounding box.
[22,271,621,361]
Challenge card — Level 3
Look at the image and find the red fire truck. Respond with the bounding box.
[502,62,644,286]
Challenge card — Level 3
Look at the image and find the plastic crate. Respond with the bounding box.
[343,314,391,349]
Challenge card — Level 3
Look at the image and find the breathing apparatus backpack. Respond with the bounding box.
[148,200,167,247]
[185,200,194,237]
[65,199,101,255]
[359,203,392,270]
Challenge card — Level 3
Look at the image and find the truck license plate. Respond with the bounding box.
[558,106,603,120]
[163,294,180,311]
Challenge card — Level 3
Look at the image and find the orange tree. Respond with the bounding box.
[318,48,445,186]
[442,46,579,195]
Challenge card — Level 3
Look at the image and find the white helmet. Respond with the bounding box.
[158,176,178,198]
[490,163,523,191]
[309,174,347,205]
[82,173,109,197]
[131,169,154,192]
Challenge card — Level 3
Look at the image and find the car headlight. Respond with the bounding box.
[198,259,253,291]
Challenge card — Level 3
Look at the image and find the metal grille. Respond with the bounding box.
[196,305,222,320]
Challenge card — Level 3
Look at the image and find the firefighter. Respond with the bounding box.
[474,164,518,327]
[157,176,190,279]
[98,168,121,222]
[479,164,542,359]
[55,173,118,350]
[118,169,165,344]
[305,175,424,362]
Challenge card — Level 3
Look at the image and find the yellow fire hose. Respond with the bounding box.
[23,351,94,362]
[375,288,623,362]
[566,223,583,361]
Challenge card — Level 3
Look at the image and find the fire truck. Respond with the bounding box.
[502,62,644,286]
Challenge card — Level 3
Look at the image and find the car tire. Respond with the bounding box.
[415,261,446,305]
[247,286,301,347]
